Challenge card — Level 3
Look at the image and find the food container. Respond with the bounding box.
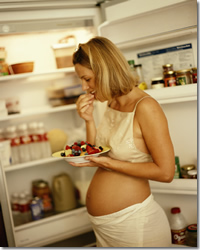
[176,69,191,85]
[191,67,197,83]
[185,224,197,247]
[9,62,34,74]
[163,64,173,73]
[151,77,164,89]
[52,43,76,68]
[163,71,176,87]
[0,140,12,166]
[32,179,53,213]
[180,164,195,178]
[5,97,20,114]
[187,169,197,179]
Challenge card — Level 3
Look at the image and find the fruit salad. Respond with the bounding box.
[60,141,103,157]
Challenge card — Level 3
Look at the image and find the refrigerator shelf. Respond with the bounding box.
[4,156,63,172]
[145,84,197,104]
[14,206,92,247]
[0,67,75,82]
[149,179,197,195]
[0,103,77,122]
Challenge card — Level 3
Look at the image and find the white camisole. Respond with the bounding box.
[96,97,153,163]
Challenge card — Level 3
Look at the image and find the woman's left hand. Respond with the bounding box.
[68,156,111,169]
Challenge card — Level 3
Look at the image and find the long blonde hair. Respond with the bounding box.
[73,36,136,100]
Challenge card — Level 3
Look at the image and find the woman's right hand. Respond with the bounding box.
[76,93,95,121]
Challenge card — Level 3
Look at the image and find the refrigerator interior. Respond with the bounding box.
[0,0,198,247]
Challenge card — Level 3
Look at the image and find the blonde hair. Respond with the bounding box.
[73,36,136,100]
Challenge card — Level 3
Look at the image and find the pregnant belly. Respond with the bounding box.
[86,168,151,216]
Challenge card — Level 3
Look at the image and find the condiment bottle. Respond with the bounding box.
[180,164,195,178]
[28,122,42,160]
[191,67,197,83]
[17,123,32,163]
[169,207,187,245]
[176,69,191,85]
[174,156,181,179]
[151,77,164,89]
[18,192,31,224]
[5,126,21,165]
[163,64,173,73]
[163,71,176,87]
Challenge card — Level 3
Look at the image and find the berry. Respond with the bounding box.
[99,146,103,151]
[81,141,85,145]
[65,145,71,150]
[61,152,66,157]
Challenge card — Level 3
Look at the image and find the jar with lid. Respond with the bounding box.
[185,224,197,247]
[163,71,176,87]
[176,69,191,85]
[191,67,197,83]
[151,77,164,89]
[32,179,53,213]
[163,64,173,73]
[187,169,197,179]
[180,164,195,178]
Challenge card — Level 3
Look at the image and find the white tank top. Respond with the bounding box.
[96,97,153,163]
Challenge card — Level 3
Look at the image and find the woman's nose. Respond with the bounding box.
[82,81,89,91]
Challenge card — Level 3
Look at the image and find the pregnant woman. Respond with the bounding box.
[69,36,175,247]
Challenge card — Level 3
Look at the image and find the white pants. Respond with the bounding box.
[88,194,171,247]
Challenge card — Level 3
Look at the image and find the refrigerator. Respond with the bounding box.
[0,0,197,247]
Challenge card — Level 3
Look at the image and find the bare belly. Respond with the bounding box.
[86,167,151,216]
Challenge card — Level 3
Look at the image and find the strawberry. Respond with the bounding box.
[65,145,71,150]
[86,145,100,155]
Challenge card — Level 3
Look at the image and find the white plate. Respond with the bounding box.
[52,146,110,163]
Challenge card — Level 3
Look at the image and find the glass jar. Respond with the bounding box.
[185,224,197,247]
[32,180,53,213]
[164,71,176,87]
[0,58,9,76]
[176,69,191,85]
[180,164,195,178]
[191,67,197,83]
[163,64,173,73]
[187,169,197,179]
[151,77,164,89]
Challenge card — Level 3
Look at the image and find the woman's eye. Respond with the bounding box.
[85,79,90,82]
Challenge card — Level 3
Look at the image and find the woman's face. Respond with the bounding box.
[75,63,96,95]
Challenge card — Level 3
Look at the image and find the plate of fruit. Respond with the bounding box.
[52,141,110,163]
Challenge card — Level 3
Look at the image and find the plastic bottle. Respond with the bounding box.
[5,126,20,165]
[28,122,42,160]
[18,192,32,224]
[174,156,181,179]
[169,207,187,245]
[17,123,32,163]
[37,122,52,158]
